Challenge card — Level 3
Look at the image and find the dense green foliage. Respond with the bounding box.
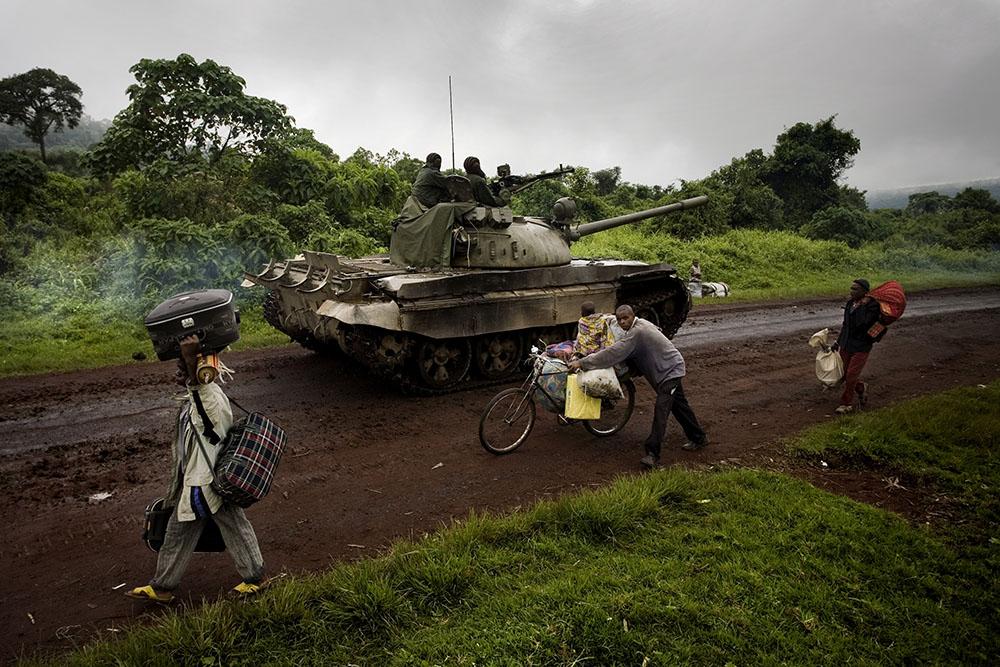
[0,68,83,163]
[42,384,999,664]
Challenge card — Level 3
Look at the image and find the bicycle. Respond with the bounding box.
[478,348,636,455]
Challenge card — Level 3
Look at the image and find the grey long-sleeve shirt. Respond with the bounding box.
[578,318,686,387]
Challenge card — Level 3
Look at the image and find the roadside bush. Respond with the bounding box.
[130,217,227,296]
[252,144,331,205]
[0,151,46,215]
[219,213,294,272]
[305,227,383,257]
[275,200,332,243]
[646,181,732,239]
[114,162,247,227]
[801,205,881,248]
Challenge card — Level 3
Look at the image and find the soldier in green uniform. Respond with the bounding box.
[411,153,452,207]
[463,156,503,207]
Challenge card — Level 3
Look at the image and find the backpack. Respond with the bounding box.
[866,280,907,340]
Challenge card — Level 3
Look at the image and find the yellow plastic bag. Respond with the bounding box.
[565,374,601,420]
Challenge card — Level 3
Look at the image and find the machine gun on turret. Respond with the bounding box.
[490,164,575,198]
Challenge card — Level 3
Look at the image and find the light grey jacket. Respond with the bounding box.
[165,382,233,521]
[578,318,686,388]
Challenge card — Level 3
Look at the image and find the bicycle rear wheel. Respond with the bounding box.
[583,378,636,437]
[479,387,537,454]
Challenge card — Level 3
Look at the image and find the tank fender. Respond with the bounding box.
[317,300,402,330]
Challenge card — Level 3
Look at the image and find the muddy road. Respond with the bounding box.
[2,288,999,661]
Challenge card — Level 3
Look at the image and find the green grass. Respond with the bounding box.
[38,386,999,665]
[0,304,289,377]
[790,381,1000,548]
[574,227,1000,299]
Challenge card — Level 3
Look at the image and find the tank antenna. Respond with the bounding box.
[448,75,455,170]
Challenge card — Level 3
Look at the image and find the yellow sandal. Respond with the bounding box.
[125,585,174,602]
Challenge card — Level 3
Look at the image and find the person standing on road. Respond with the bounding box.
[126,334,264,602]
[568,305,708,468]
[832,278,882,414]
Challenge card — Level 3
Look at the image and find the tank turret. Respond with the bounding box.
[245,167,707,393]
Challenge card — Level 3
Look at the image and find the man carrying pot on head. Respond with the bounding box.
[831,278,882,414]
[126,334,264,602]
[568,304,708,469]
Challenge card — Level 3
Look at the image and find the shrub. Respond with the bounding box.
[801,206,878,248]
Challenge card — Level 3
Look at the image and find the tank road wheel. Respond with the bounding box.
[474,334,523,380]
[372,331,410,374]
[634,305,660,328]
[415,338,472,390]
[659,288,691,339]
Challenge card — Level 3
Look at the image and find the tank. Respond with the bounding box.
[243,170,708,393]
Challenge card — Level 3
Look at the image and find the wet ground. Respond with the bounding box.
[2,287,999,662]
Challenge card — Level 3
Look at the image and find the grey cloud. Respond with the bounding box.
[3,0,998,189]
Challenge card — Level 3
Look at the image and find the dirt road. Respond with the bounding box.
[2,288,999,661]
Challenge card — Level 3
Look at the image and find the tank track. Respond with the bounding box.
[622,288,689,338]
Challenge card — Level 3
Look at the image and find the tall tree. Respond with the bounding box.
[763,116,861,227]
[88,54,293,176]
[0,68,83,163]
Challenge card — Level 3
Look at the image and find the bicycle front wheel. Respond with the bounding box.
[479,387,537,454]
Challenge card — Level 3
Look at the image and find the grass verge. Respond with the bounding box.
[789,381,1000,549]
[574,227,1000,297]
[38,385,999,665]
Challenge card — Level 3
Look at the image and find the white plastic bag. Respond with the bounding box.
[577,367,624,399]
[808,328,843,387]
[815,349,844,387]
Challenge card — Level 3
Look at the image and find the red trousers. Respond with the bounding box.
[839,349,869,406]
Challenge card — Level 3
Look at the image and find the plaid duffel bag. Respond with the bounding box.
[212,412,287,508]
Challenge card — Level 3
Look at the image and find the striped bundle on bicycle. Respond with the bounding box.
[213,412,287,508]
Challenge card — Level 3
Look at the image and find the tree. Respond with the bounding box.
[763,116,861,227]
[0,68,83,163]
[88,54,293,176]
[905,191,951,216]
[952,187,998,213]
[800,206,878,247]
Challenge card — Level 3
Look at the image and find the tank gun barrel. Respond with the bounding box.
[569,195,708,240]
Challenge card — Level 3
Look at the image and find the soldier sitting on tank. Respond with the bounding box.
[411,152,452,208]
[462,156,503,207]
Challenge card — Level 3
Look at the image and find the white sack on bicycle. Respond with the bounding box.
[577,367,624,399]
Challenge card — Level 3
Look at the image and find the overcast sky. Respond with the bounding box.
[4,0,999,191]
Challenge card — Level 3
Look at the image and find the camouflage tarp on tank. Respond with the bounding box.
[390,198,476,268]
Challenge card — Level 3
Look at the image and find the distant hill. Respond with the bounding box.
[866,178,1000,210]
[0,115,110,153]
